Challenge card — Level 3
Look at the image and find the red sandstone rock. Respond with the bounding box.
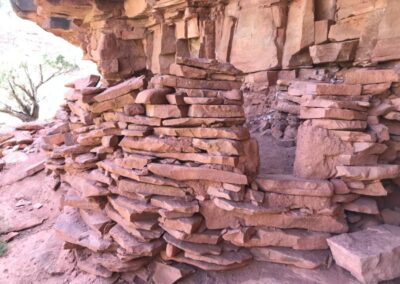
[381,209,400,226]
[336,165,400,180]
[54,207,112,252]
[153,75,242,91]
[90,93,136,113]
[161,251,251,271]
[62,187,106,210]
[200,200,348,233]
[263,192,331,211]
[129,151,237,167]
[153,127,250,140]
[294,124,351,179]
[223,227,329,250]
[107,195,158,222]
[109,224,164,256]
[148,163,248,185]
[251,247,330,269]
[344,197,380,215]
[90,252,151,273]
[76,251,113,278]
[118,179,188,197]
[94,76,144,102]
[151,196,199,214]
[63,174,109,197]
[118,154,153,169]
[161,215,203,234]
[162,117,245,127]
[328,225,400,284]
[135,87,174,104]
[120,136,195,153]
[192,138,241,156]
[344,69,399,85]
[300,107,367,120]
[351,181,388,196]
[309,119,368,130]
[105,203,162,241]
[146,104,188,119]
[169,63,208,79]
[123,104,145,116]
[184,249,253,267]
[151,261,194,284]
[256,174,334,197]
[116,113,162,126]
[79,209,113,236]
[310,40,359,64]
[282,0,314,68]
[163,233,222,256]
[183,97,223,105]
[188,105,245,118]
[66,75,100,89]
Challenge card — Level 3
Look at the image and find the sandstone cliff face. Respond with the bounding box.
[12,0,400,81]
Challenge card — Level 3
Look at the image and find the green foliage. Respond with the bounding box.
[0,241,6,257]
[44,54,79,73]
[0,54,79,121]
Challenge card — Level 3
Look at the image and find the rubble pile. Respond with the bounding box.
[0,121,51,171]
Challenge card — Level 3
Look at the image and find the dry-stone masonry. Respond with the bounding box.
[10,0,400,283]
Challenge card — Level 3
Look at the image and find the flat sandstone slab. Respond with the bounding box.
[343,69,399,85]
[154,127,250,140]
[328,225,400,284]
[335,165,400,180]
[256,175,334,197]
[148,163,248,185]
[250,247,330,269]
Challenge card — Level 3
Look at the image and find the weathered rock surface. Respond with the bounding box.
[328,225,400,284]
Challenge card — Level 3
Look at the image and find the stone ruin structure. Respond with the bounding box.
[10,0,400,283]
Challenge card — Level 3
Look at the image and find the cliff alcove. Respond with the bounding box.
[1,0,400,283]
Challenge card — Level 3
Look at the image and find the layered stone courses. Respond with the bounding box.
[45,58,358,280]
[12,0,400,283]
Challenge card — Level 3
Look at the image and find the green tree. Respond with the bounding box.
[0,55,78,122]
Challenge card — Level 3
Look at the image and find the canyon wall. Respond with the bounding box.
[13,0,400,79]
[10,0,400,283]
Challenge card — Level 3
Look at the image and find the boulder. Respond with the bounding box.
[328,225,400,284]
[294,124,351,179]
